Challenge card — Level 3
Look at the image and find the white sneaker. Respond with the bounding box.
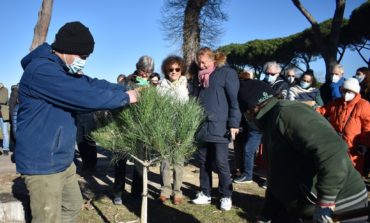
[192,192,211,204]
[220,197,232,211]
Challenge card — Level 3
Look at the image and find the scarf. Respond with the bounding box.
[198,66,215,88]
[330,77,345,100]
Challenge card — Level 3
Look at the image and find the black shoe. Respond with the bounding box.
[233,174,253,184]
[3,150,9,156]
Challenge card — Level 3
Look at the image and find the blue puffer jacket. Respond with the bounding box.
[16,43,130,175]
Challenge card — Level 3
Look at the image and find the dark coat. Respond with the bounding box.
[269,77,289,99]
[16,43,130,175]
[193,65,241,143]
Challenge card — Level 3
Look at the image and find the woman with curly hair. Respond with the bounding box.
[157,55,189,205]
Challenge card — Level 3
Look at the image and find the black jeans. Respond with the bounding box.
[114,158,143,197]
[197,142,232,197]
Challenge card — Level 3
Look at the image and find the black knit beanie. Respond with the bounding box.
[238,79,275,112]
[51,21,95,55]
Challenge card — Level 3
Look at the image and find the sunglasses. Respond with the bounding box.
[169,68,181,72]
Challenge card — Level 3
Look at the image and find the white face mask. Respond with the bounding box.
[64,54,86,74]
[287,76,295,84]
[344,92,356,102]
[354,75,365,83]
[331,74,340,83]
[264,74,278,84]
[300,81,311,89]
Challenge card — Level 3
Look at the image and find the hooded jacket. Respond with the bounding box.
[16,43,130,175]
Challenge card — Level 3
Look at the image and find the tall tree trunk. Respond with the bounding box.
[182,0,207,78]
[292,0,345,81]
[30,0,53,51]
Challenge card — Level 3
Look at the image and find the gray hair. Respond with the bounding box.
[332,64,344,75]
[263,61,282,74]
[284,67,296,77]
[136,55,154,73]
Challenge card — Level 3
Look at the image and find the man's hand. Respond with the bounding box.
[229,128,239,141]
[313,205,335,223]
[126,90,138,103]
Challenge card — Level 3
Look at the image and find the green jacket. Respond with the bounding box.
[258,98,367,219]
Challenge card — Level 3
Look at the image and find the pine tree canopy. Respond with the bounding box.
[91,86,205,165]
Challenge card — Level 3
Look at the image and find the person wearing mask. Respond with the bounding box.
[288,69,323,108]
[113,56,154,204]
[16,21,137,222]
[262,61,289,99]
[354,67,370,180]
[238,80,368,223]
[127,55,154,88]
[157,55,188,205]
[353,67,369,101]
[317,78,370,176]
[191,47,241,211]
[320,64,345,105]
[284,68,297,87]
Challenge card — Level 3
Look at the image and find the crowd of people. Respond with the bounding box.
[1,20,369,223]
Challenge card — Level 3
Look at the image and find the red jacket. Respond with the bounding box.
[317,93,370,175]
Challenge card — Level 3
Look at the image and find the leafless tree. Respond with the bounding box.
[292,0,345,80]
[30,0,54,51]
[161,0,227,76]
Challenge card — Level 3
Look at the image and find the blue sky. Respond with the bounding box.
[0,0,368,91]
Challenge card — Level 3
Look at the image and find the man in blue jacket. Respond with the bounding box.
[16,21,137,223]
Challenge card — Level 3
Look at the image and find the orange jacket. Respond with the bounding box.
[317,93,370,174]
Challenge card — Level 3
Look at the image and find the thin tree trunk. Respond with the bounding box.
[30,0,53,51]
[292,0,346,80]
[140,164,148,223]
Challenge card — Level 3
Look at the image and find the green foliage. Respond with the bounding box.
[92,87,205,165]
[348,1,370,40]
[218,17,358,73]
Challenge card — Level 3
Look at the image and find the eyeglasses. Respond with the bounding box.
[139,70,152,77]
[169,68,181,72]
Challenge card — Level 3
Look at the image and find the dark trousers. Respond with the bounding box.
[77,139,97,170]
[114,158,143,197]
[197,142,232,197]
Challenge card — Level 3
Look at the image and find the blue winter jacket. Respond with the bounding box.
[16,43,130,175]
